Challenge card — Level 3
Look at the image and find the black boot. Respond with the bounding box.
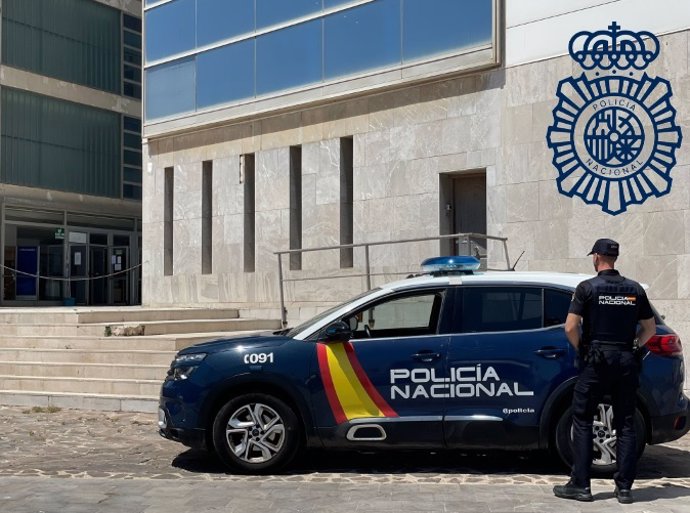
[553,480,593,502]
[614,487,633,504]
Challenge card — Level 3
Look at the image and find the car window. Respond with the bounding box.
[460,287,541,333]
[544,288,572,327]
[345,290,444,340]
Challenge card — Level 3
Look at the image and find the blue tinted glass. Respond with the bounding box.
[197,0,254,47]
[324,0,400,79]
[145,58,196,120]
[197,40,254,108]
[256,20,322,95]
[256,0,322,29]
[324,0,355,7]
[403,0,493,62]
[145,0,196,62]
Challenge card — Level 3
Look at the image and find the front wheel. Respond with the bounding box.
[212,393,302,474]
[555,403,646,476]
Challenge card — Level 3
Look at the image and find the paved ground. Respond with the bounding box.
[1,405,689,512]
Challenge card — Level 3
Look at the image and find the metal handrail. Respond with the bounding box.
[274,232,510,327]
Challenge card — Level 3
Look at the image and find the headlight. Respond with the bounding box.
[170,352,207,380]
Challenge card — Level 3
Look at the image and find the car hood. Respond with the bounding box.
[178,331,293,355]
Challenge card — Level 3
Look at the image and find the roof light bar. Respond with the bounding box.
[421,256,481,274]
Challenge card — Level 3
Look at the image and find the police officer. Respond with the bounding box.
[553,239,656,504]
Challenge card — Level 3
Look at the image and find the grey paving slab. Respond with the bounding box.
[0,405,689,512]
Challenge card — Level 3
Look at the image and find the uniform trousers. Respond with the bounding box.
[571,348,640,490]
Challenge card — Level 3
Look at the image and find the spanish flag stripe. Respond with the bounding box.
[316,343,347,424]
[343,341,398,418]
[326,343,384,420]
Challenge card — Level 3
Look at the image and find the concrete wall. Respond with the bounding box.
[143,25,690,382]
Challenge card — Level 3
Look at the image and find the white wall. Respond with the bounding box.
[506,0,690,67]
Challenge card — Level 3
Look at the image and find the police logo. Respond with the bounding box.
[547,22,683,215]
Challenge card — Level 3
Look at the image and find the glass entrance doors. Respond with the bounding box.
[89,246,108,305]
[70,244,88,304]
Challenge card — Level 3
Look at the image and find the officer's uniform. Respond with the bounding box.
[568,267,653,491]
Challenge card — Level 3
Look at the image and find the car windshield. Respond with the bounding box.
[283,288,382,338]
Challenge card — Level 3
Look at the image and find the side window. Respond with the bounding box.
[544,288,573,327]
[346,290,444,340]
[460,287,542,333]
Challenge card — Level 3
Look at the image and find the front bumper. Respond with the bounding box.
[158,404,207,450]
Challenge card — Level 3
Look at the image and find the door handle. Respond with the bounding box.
[412,351,441,362]
[534,347,566,359]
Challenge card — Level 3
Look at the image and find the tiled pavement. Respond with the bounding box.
[1,405,689,512]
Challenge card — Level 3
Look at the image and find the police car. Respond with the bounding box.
[158,256,689,474]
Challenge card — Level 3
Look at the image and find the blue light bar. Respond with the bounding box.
[421,256,481,274]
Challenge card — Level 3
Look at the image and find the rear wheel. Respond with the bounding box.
[212,393,302,474]
[555,403,646,476]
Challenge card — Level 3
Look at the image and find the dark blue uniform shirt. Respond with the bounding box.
[568,270,654,345]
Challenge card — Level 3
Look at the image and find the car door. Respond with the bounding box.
[311,287,450,448]
[444,285,574,449]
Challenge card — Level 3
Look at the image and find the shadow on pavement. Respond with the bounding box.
[171,442,690,479]
[592,484,690,503]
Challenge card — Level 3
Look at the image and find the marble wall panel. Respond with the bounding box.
[440,117,472,155]
[256,148,290,212]
[353,163,392,201]
[173,163,202,221]
[644,210,686,256]
[635,255,680,300]
[538,180,573,220]
[506,182,540,222]
[389,158,438,197]
[213,157,244,217]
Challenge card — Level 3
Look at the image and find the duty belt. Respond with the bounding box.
[591,340,633,350]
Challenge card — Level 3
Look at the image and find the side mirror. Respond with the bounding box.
[323,321,352,343]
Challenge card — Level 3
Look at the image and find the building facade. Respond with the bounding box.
[0,0,143,306]
[142,1,689,372]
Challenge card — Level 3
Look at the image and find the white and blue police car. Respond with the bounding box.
[159,256,689,474]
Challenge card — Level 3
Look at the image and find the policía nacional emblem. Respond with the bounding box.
[547,22,683,215]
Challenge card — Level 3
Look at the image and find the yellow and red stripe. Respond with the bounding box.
[317,341,397,424]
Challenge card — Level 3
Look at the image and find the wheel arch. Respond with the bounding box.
[201,376,318,451]
[540,377,653,450]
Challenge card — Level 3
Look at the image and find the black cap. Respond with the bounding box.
[588,238,620,256]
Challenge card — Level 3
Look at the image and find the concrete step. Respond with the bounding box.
[0,348,175,366]
[0,318,279,337]
[0,376,162,396]
[0,330,264,351]
[0,335,180,351]
[0,306,240,325]
[0,390,157,413]
[0,361,169,381]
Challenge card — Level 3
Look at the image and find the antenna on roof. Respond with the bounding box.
[510,251,525,271]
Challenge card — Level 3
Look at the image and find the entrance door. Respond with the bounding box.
[90,246,108,305]
[111,247,128,305]
[440,173,487,257]
[70,245,88,304]
[16,246,39,300]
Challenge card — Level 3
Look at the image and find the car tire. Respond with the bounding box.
[555,403,646,476]
[212,393,302,474]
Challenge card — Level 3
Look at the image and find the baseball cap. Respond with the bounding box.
[587,238,620,256]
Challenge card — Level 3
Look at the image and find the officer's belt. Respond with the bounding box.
[591,340,632,349]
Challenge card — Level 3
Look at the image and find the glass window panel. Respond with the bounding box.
[123,184,143,200]
[2,0,120,93]
[403,0,493,62]
[124,167,142,183]
[256,0,321,29]
[123,132,141,148]
[324,0,400,79]
[124,30,142,49]
[145,58,196,120]
[544,289,572,327]
[145,0,195,62]
[324,0,357,7]
[460,287,542,333]
[123,149,142,167]
[197,40,254,108]
[124,64,142,82]
[123,116,142,133]
[1,87,120,198]
[197,0,254,47]
[124,47,142,65]
[123,82,142,99]
[123,14,142,32]
[256,20,321,96]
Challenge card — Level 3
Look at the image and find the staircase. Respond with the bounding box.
[0,307,281,413]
